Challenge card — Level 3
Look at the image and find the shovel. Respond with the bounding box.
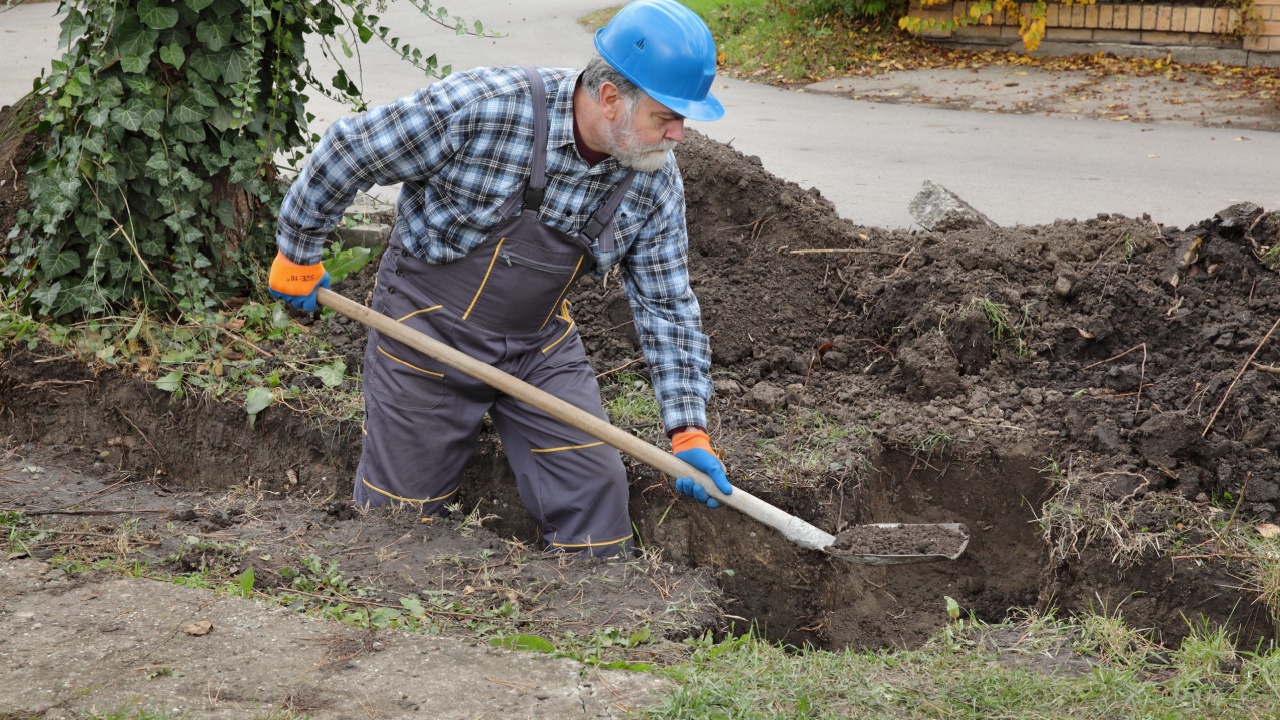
[317,288,967,565]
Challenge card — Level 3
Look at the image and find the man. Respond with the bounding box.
[267,0,732,557]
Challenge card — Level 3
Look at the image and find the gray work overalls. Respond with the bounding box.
[353,67,638,557]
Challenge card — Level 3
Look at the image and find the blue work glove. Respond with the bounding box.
[268,250,331,312]
[672,428,733,509]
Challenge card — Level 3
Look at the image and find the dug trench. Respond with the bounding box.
[3,131,1280,653]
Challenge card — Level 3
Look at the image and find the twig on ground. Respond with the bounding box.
[20,508,168,516]
[115,408,162,459]
[1080,343,1145,371]
[785,248,905,256]
[1203,315,1280,437]
[219,326,275,358]
[595,357,643,380]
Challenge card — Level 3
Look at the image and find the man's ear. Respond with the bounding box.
[599,81,623,122]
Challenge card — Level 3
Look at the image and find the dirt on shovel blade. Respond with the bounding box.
[829,523,970,558]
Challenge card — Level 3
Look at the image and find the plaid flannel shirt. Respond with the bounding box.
[276,66,711,431]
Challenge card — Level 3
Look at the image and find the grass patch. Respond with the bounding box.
[643,612,1280,719]
[601,372,663,432]
[754,409,870,487]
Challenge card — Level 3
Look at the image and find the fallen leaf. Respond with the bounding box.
[181,620,213,636]
[1148,153,1159,158]
[1234,136,1249,142]
[1077,328,1096,339]
[1258,523,1280,539]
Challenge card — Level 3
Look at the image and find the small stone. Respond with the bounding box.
[1053,275,1073,297]
[821,350,849,370]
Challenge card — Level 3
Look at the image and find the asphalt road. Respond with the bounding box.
[3,0,1278,230]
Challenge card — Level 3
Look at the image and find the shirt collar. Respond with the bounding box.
[552,70,625,175]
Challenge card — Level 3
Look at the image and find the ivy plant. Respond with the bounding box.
[5,0,487,318]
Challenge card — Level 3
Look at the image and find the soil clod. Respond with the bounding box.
[828,523,970,559]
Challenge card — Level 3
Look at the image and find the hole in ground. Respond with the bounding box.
[459,440,1277,651]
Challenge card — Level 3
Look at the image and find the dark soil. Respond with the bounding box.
[3,98,1280,653]
[829,523,969,558]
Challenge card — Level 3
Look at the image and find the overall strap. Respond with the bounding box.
[520,67,550,215]
[582,169,638,253]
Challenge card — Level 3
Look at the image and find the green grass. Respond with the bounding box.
[754,410,869,486]
[601,372,663,431]
[643,613,1280,719]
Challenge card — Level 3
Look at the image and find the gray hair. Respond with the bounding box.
[581,55,646,114]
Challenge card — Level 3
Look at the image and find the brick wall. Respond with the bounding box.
[907,0,1279,63]
[1250,0,1280,51]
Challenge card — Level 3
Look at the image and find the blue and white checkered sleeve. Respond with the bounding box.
[620,176,712,432]
[275,79,483,265]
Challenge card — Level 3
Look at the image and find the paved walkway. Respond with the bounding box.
[3,0,1278,229]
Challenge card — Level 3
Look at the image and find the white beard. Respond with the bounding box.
[606,115,676,172]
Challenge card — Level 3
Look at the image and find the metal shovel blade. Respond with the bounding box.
[823,523,970,565]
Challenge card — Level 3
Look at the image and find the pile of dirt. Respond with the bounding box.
[4,114,1280,653]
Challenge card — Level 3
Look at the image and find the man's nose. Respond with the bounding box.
[665,120,684,143]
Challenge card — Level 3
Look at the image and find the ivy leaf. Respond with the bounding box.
[188,48,223,82]
[110,99,146,132]
[118,138,148,179]
[184,0,214,11]
[244,387,274,427]
[187,77,218,107]
[211,199,235,228]
[155,371,185,392]
[30,281,61,311]
[169,122,205,143]
[221,48,249,84]
[85,105,111,128]
[159,42,185,68]
[138,0,180,30]
[117,17,160,74]
[196,15,233,52]
[170,93,207,124]
[39,247,82,280]
[312,359,347,388]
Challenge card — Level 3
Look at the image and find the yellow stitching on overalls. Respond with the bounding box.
[539,255,585,330]
[397,305,442,322]
[541,316,576,353]
[550,533,633,549]
[376,345,444,377]
[531,441,605,454]
[463,238,505,321]
[361,477,458,505]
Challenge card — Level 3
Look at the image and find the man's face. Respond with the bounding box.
[605,94,685,173]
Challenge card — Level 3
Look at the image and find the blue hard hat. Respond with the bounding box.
[594,0,724,122]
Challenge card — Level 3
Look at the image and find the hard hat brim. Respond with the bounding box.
[646,89,725,122]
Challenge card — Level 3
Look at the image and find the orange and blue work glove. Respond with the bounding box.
[268,250,330,312]
[672,428,733,508]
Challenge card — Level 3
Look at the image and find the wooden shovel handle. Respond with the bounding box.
[318,288,837,552]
